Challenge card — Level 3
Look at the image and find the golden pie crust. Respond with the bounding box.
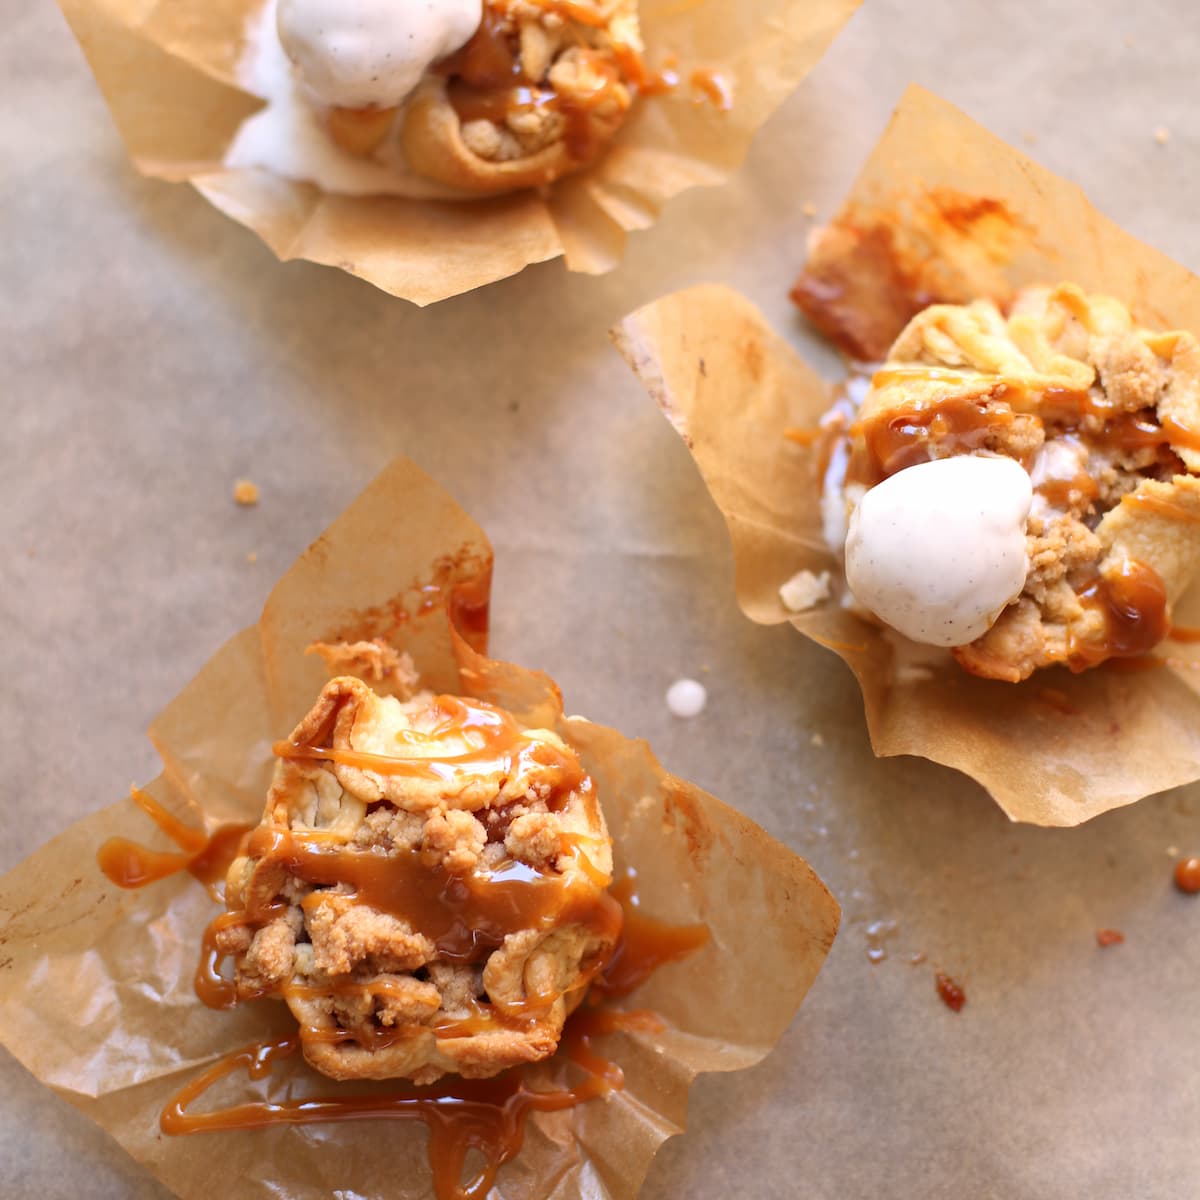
[216,674,617,1084]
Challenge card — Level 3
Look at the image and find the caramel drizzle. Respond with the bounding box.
[160,1005,663,1199]
[440,1,726,165]
[849,394,1022,485]
[783,426,823,447]
[242,825,620,962]
[855,366,1196,488]
[274,693,583,796]
[1069,559,1170,670]
[593,872,709,997]
[1120,491,1200,524]
[174,859,700,1200]
[97,788,251,903]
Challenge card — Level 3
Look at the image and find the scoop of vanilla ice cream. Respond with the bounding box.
[845,455,1032,647]
[277,0,482,110]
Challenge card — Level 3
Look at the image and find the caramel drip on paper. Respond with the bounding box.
[160,1004,662,1200]
[96,788,251,903]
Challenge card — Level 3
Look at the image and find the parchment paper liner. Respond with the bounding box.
[56,0,860,304]
[0,457,838,1200]
[611,85,1200,828]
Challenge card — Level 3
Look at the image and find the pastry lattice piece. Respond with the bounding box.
[216,675,620,1084]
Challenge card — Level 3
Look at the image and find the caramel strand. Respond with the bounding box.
[97,788,251,903]
[1070,559,1170,670]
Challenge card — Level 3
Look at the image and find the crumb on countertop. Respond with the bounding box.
[1154,126,1170,145]
[234,479,260,506]
[802,202,816,218]
[1095,928,1124,948]
[245,551,258,564]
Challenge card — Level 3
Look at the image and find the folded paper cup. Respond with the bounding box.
[0,457,838,1200]
[57,0,860,303]
[611,85,1200,827]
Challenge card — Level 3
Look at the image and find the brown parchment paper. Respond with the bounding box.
[611,85,1200,828]
[54,0,860,304]
[0,457,838,1200]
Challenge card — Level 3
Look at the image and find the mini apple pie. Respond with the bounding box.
[820,283,1200,681]
[213,673,621,1084]
[274,0,643,195]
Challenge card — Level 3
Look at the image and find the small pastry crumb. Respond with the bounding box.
[234,479,260,506]
[1154,126,1170,146]
[810,731,825,747]
[780,569,832,612]
[245,551,258,564]
[666,678,707,718]
[307,638,420,697]
[802,201,816,218]
[1021,130,1038,146]
[1095,928,1124,947]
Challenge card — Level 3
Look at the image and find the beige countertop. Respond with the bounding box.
[3,0,1199,1196]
